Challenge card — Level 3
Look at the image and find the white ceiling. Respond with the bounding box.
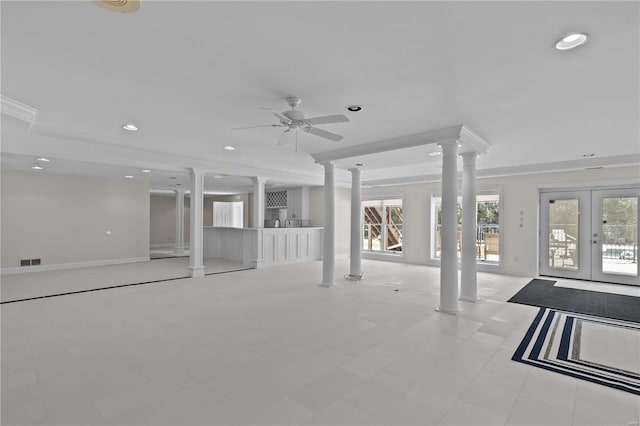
[1,1,638,193]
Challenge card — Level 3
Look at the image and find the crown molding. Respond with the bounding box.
[362,154,640,187]
[1,95,38,125]
[27,123,326,185]
[459,126,490,154]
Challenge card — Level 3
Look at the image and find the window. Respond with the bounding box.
[431,192,501,263]
[363,198,403,254]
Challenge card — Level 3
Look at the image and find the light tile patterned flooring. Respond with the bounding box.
[1,259,639,425]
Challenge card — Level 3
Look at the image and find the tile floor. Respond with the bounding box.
[0,257,247,303]
[1,259,639,425]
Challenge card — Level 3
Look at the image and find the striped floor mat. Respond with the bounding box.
[513,307,640,395]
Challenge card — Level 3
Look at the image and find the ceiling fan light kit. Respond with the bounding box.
[233,96,350,146]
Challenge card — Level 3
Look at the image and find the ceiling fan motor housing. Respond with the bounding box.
[282,110,306,121]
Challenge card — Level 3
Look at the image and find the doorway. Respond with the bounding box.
[539,187,639,285]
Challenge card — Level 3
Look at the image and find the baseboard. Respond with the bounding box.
[150,243,190,250]
[1,256,151,275]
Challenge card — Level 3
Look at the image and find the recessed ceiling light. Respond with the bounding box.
[125,175,134,179]
[213,175,223,179]
[582,153,595,157]
[142,169,151,173]
[224,146,235,151]
[169,177,177,180]
[32,164,43,170]
[176,183,182,186]
[428,151,441,156]
[95,0,141,14]
[355,163,364,167]
[555,33,588,50]
[346,105,362,112]
[122,123,138,131]
[37,157,50,162]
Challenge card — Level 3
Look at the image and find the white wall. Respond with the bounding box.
[1,170,150,269]
[149,194,190,247]
[362,166,639,277]
[309,186,351,256]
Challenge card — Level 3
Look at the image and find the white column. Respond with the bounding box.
[460,152,478,302]
[251,177,266,228]
[322,162,336,288]
[174,190,186,254]
[437,141,460,314]
[349,168,362,278]
[188,169,205,278]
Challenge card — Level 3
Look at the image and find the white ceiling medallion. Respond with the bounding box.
[94,0,141,14]
[0,95,39,126]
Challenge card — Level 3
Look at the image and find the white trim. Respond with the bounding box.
[361,194,406,257]
[429,187,503,268]
[150,243,191,249]
[312,125,464,164]
[1,257,150,275]
[363,156,640,187]
[0,95,39,125]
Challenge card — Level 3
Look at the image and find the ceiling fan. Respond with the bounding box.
[232,96,349,146]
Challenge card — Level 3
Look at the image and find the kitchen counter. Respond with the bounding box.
[203,226,323,268]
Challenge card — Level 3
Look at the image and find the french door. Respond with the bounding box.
[540,188,639,285]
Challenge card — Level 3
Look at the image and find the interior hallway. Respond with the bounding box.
[1,259,639,425]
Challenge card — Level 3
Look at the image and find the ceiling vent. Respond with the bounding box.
[95,0,141,13]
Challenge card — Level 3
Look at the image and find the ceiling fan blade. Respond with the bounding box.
[231,124,282,130]
[305,114,349,125]
[305,126,343,142]
[277,129,291,146]
[259,107,291,123]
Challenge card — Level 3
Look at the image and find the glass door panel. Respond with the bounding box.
[592,189,639,285]
[539,191,591,280]
[548,199,580,270]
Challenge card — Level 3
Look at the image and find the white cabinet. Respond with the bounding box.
[286,186,309,220]
[213,201,243,227]
[265,187,309,221]
[287,188,300,219]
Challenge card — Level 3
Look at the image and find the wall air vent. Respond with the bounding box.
[31,258,41,266]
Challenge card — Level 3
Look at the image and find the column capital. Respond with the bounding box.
[437,139,459,148]
[322,161,334,168]
[459,151,479,159]
[174,189,187,195]
[188,167,207,176]
[251,176,268,184]
[348,167,362,174]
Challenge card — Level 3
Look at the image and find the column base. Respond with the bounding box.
[188,266,205,278]
[174,248,185,255]
[320,282,336,288]
[347,271,363,280]
[459,296,479,303]
[435,307,461,315]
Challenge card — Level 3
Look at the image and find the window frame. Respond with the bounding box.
[429,187,503,269]
[361,194,406,258]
